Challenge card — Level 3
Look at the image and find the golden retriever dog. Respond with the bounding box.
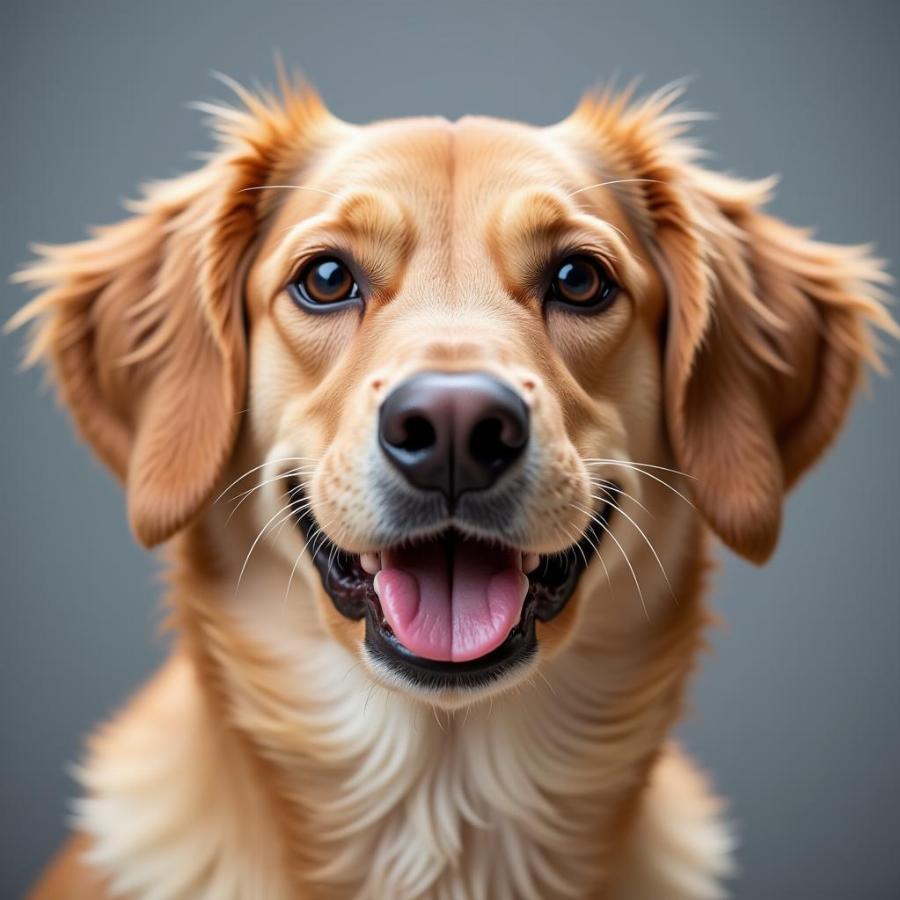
[14,76,894,899]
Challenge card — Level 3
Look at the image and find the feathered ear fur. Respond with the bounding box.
[566,87,896,563]
[9,77,336,547]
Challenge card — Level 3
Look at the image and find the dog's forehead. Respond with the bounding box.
[304,115,593,226]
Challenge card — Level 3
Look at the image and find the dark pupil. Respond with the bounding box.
[557,261,598,300]
[310,260,349,300]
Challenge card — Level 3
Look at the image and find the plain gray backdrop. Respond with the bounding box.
[2,1,898,897]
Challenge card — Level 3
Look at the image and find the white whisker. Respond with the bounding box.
[239,184,341,199]
[588,479,650,515]
[271,497,317,540]
[534,669,558,699]
[236,502,296,593]
[226,466,317,523]
[325,522,349,583]
[583,458,694,478]
[563,522,590,571]
[227,464,317,506]
[282,508,336,604]
[569,517,614,601]
[215,456,320,504]
[236,486,322,593]
[585,459,696,509]
[593,489,675,602]
[566,177,664,198]
[572,502,648,621]
[363,681,377,717]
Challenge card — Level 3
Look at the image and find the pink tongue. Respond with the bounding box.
[376,537,527,662]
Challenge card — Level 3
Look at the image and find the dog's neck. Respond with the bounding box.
[78,483,708,899]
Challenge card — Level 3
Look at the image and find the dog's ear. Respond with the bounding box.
[659,171,894,562]
[11,79,335,546]
[567,88,896,563]
[11,169,250,547]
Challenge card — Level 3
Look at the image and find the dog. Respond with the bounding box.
[15,76,894,899]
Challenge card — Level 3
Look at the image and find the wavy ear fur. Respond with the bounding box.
[10,78,335,546]
[568,87,896,562]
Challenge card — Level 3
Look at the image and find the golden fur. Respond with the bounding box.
[14,77,894,899]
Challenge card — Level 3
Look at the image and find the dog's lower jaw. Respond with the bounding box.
[69,506,731,900]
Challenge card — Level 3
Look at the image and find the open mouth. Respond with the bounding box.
[288,477,617,690]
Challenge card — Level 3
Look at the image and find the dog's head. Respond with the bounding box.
[14,81,893,702]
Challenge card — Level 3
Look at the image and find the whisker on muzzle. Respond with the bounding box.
[570,501,649,621]
[282,506,337,604]
[589,486,676,604]
[588,478,651,515]
[226,465,319,523]
[214,456,321,505]
[583,459,696,509]
[567,513,614,603]
[236,494,322,593]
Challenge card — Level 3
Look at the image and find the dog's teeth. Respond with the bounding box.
[519,571,530,601]
[522,553,540,573]
[373,571,383,598]
[360,552,381,575]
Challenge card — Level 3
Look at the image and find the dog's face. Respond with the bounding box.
[15,84,891,704]
[241,115,665,694]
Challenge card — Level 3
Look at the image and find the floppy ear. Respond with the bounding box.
[10,168,249,547]
[566,88,896,563]
[659,171,894,562]
[10,78,335,546]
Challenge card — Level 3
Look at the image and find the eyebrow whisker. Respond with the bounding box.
[239,184,341,199]
[576,215,635,250]
[566,177,664,198]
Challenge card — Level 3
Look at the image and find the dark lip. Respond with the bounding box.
[287,477,618,691]
[365,597,538,691]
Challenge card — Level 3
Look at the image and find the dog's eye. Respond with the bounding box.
[547,256,618,310]
[290,257,360,309]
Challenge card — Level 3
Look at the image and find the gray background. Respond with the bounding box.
[2,1,898,897]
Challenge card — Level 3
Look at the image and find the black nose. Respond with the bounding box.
[378,372,529,499]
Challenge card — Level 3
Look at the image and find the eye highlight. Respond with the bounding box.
[289,256,360,310]
[546,256,618,311]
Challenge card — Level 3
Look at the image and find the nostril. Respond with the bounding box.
[469,414,526,469]
[469,417,506,467]
[393,414,436,453]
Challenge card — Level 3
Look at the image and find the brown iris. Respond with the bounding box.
[291,256,360,308]
[548,256,617,310]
